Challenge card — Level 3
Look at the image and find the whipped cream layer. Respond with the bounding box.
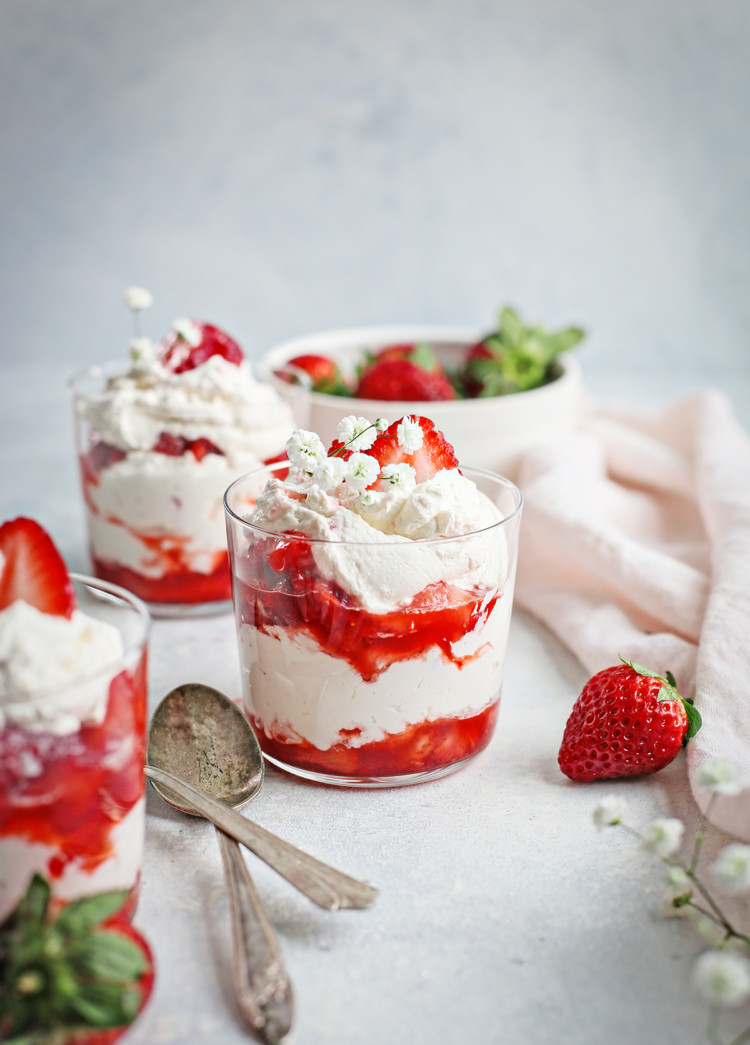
[86,449,256,576]
[240,592,512,750]
[0,601,124,735]
[246,468,507,614]
[79,355,294,464]
[0,800,144,923]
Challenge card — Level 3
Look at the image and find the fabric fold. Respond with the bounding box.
[515,389,750,840]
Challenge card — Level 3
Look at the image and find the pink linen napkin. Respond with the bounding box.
[514,388,750,841]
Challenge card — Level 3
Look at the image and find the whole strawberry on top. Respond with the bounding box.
[287,353,351,395]
[558,658,702,782]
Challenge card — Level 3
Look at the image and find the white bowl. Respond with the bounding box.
[259,325,583,480]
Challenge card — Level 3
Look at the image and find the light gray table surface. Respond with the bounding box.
[2,2,750,1040]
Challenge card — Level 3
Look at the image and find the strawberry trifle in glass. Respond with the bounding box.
[0,517,150,923]
[224,414,522,786]
[71,295,306,615]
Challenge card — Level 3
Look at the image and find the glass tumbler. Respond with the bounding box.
[0,575,150,923]
[225,462,522,787]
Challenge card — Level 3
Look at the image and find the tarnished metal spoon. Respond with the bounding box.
[148,683,292,1043]
[146,684,378,911]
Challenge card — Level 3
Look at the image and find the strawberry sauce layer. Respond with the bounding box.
[254,701,499,778]
[92,554,231,605]
[0,657,147,908]
[233,534,501,777]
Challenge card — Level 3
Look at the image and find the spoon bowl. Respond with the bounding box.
[148,682,263,813]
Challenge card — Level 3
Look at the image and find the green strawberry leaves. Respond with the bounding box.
[0,875,148,1042]
[466,305,586,397]
[620,657,703,742]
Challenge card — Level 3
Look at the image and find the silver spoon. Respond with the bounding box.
[148,683,292,1043]
[146,684,378,911]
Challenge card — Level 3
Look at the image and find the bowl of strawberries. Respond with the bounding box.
[259,306,585,480]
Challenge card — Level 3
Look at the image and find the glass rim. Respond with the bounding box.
[224,461,523,548]
[0,572,151,708]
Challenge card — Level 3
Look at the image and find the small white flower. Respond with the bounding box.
[337,416,379,451]
[171,317,202,347]
[312,455,349,492]
[128,337,155,366]
[704,759,743,795]
[661,866,693,919]
[641,818,685,858]
[692,950,750,1008]
[286,430,327,473]
[592,796,626,830]
[380,463,417,491]
[346,452,380,492]
[396,416,424,452]
[698,759,743,797]
[710,844,750,895]
[359,489,384,509]
[123,286,153,312]
[374,417,389,432]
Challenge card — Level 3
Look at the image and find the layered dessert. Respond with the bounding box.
[0,517,148,922]
[226,414,522,783]
[73,304,298,608]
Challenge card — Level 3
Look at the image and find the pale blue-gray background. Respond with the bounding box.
[2,0,749,384]
[2,6,750,1045]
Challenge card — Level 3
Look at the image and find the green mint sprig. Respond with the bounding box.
[465,305,585,396]
[0,875,147,1043]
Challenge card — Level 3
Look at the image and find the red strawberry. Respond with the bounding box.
[158,321,244,374]
[0,518,76,618]
[152,431,187,456]
[366,416,459,484]
[354,359,456,401]
[558,658,702,782]
[190,437,222,461]
[287,353,348,394]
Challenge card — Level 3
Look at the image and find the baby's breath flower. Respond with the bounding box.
[592,796,625,830]
[661,866,693,919]
[359,489,384,509]
[641,818,685,858]
[710,844,750,895]
[698,759,743,797]
[312,456,348,492]
[286,430,327,473]
[692,950,750,1008]
[337,416,379,451]
[396,416,424,452]
[374,417,389,432]
[380,463,417,491]
[346,452,380,492]
[171,317,202,347]
[123,286,153,312]
[128,337,155,367]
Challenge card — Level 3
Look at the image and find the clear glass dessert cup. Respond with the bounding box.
[0,575,150,922]
[69,362,310,618]
[224,463,523,788]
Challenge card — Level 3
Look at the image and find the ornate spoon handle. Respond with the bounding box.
[217,828,294,1044]
[146,765,378,911]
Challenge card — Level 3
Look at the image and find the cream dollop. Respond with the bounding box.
[0,601,125,735]
[78,355,294,465]
[247,467,505,614]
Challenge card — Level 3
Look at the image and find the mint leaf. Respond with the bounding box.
[55,890,129,937]
[68,932,147,982]
[70,981,138,1028]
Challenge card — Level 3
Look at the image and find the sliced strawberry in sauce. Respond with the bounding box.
[158,321,244,374]
[88,442,126,476]
[366,416,459,484]
[0,517,76,618]
[190,437,222,461]
[152,432,188,456]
